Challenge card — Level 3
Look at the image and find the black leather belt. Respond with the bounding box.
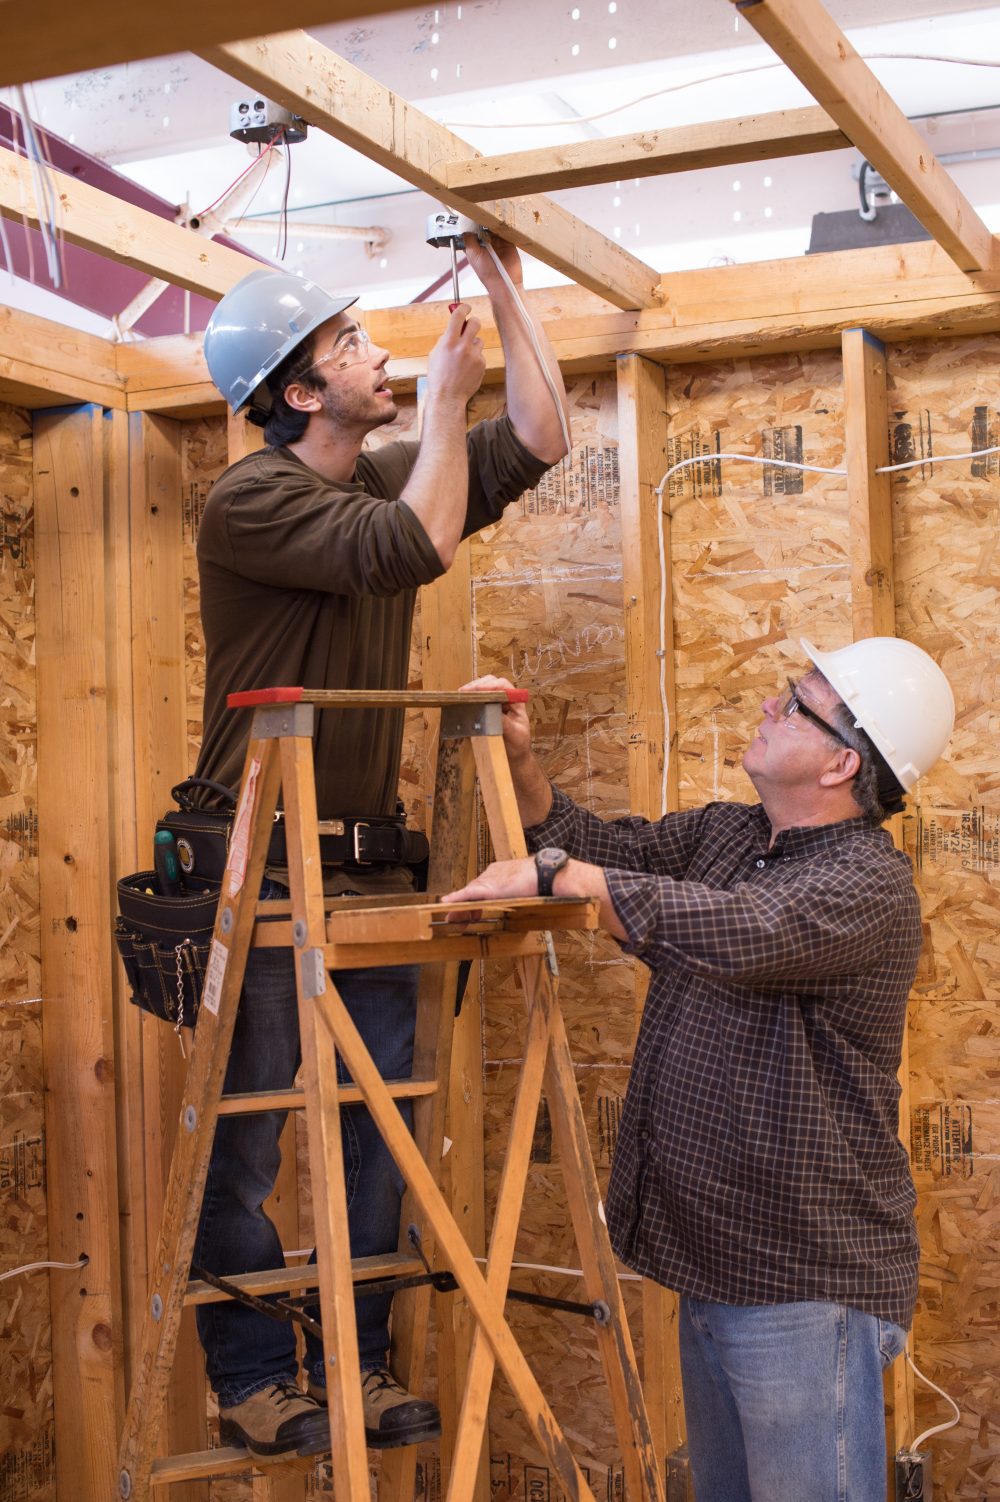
[267,813,429,869]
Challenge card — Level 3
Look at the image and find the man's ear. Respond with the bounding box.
[282,381,324,414]
[819,746,861,789]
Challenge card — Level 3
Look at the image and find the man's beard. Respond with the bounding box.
[316,376,397,433]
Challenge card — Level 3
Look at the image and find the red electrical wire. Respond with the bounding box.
[195,137,277,219]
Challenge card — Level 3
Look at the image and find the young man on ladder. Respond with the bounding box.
[192,234,569,1462]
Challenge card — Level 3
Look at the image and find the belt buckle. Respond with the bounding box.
[353,821,371,864]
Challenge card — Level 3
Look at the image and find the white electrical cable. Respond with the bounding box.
[0,1257,88,1283]
[15,85,61,289]
[443,52,1000,130]
[906,1350,962,1451]
[876,445,1000,474]
[481,238,574,462]
[473,1255,642,1281]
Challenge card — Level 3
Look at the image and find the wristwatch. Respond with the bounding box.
[534,846,569,897]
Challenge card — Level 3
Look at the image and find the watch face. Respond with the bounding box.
[535,846,568,897]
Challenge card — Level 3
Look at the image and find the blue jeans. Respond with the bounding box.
[680,1297,907,1502]
[194,880,420,1408]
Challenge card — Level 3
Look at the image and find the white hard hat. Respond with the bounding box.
[801,636,955,790]
[204,268,358,415]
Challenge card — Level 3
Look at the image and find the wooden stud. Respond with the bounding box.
[117,730,284,1502]
[617,355,674,820]
[104,406,143,1397]
[227,409,266,464]
[841,329,895,641]
[840,326,914,1456]
[413,385,491,1502]
[126,413,209,1499]
[730,0,1000,274]
[444,105,849,198]
[34,403,125,1502]
[199,33,661,311]
[616,353,685,1473]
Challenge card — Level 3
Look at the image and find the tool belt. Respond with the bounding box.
[113,778,429,1030]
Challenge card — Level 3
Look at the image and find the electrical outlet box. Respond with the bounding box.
[229,100,307,146]
[425,209,483,247]
[895,1450,933,1501]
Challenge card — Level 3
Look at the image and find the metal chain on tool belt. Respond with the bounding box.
[173,942,189,1034]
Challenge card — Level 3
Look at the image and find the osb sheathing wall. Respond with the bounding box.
[3,328,998,1501]
[0,404,52,1502]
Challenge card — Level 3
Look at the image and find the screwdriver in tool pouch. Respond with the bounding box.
[153,829,185,897]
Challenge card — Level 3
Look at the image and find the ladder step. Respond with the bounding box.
[151,1445,260,1485]
[217,1076,438,1115]
[184,1251,424,1306]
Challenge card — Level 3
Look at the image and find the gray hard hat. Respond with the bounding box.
[203,268,359,415]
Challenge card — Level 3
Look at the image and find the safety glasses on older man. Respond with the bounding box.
[776,680,855,750]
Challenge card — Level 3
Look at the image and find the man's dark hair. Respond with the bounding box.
[259,332,326,448]
[826,698,906,823]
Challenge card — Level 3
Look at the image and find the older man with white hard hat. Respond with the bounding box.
[444,638,955,1502]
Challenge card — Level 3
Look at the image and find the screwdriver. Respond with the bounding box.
[153,829,185,897]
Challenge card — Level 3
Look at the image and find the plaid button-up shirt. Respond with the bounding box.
[529,788,923,1327]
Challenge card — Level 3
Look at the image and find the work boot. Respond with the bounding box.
[219,1379,332,1461]
[308,1367,441,1449]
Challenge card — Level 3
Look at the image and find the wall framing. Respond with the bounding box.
[3,5,1000,1497]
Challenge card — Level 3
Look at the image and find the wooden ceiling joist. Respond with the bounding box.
[199,31,663,312]
[0,144,259,297]
[112,238,1000,418]
[731,0,1000,274]
[1,0,429,88]
[443,106,851,200]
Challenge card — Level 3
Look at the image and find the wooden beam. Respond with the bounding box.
[0,303,122,409]
[200,32,662,311]
[0,144,259,300]
[2,0,431,86]
[444,105,850,199]
[730,0,1000,274]
[34,402,126,1502]
[119,239,1000,414]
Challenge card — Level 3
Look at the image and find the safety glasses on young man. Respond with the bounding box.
[776,680,855,750]
[304,326,371,375]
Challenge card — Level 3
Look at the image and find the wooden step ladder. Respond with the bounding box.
[116,686,664,1502]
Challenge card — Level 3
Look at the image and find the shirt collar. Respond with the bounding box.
[749,803,885,856]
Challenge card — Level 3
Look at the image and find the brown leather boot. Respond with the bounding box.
[219,1379,332,1460]
[308,1367,441,1449]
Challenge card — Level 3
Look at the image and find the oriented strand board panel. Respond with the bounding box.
[0,404,53,1502]
[888,335,1000,1499]
[664,351,851,811]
